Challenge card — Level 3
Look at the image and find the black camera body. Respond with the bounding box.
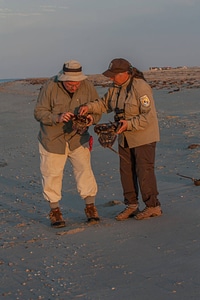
[114,108,124,122]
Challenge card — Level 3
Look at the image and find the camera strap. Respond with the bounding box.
[114,75,134,113]
[126,75,134,94]
[115,86,122,112]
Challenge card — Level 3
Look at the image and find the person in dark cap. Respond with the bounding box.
[34,60,101,228]
[79,58,162,221]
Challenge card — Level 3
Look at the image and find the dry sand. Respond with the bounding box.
[0,72,200,299]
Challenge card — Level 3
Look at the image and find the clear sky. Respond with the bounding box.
[0,0,199,79]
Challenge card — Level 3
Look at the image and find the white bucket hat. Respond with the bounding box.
[57,60,87,82]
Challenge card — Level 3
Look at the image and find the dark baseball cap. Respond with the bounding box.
[103,58,132,77]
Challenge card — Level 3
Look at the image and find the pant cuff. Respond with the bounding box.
[49,202,60,209]
[84,196,95,205]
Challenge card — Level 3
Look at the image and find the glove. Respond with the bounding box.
[72,114,90,134]
[94,122,121,148]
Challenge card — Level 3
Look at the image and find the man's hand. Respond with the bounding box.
[57,112,74,123]
[117,120,128,134]
[86,114,93,126]
[79,105,89,115]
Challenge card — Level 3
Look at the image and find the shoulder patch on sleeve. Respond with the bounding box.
[139,95,150,107]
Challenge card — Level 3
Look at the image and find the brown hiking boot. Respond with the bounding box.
[49,207,66,228]
[115,204,139,221]
[85,203,100,222]
[134,206,162,220]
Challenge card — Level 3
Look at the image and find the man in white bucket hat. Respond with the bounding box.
[34,60,101,228]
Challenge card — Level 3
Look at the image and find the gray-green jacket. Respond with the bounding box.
[34,76,101,154]
[86,77,160,148]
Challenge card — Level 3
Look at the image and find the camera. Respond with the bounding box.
[114,108,124,122]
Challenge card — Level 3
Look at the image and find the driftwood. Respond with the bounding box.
[176,173,200,186]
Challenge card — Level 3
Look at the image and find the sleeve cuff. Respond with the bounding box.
[52,114,59,124]
[127,120,133,131]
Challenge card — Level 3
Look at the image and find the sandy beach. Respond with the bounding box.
[1,72,200,299]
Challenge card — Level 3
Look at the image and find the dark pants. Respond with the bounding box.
[119,142,160,207]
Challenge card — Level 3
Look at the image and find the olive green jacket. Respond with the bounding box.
[34,76,101,154]
[86,77,160,148]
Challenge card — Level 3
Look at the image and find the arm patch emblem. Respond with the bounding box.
[140,95,150,107]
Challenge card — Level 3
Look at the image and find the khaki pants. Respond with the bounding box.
[39,142,97,204]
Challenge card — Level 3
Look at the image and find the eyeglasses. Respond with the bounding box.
[63,81,81,92]
[64,81,81,88]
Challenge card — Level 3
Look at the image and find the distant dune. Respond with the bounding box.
[88,67,200,91]
[0,67,200,94]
